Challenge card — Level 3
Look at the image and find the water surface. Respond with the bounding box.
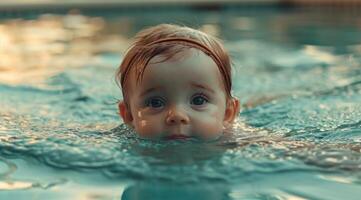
[0,7,361,199]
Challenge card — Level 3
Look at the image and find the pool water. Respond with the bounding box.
[1,7,361,199]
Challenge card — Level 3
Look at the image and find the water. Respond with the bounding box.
[1,7,361,199]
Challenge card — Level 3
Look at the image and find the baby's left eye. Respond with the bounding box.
[191,94,209,106]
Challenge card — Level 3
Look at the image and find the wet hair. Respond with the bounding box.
[116,24,232,101]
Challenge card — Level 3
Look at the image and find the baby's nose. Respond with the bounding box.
[165,106,190,125]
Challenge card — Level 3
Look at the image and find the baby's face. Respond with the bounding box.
[120,49,236,141]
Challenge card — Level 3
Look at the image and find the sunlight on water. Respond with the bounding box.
[0,181,33,190]
[0,13,127,87]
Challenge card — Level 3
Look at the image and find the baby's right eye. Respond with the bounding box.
[145,97,165,108]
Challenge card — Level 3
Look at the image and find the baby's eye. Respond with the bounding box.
[145,97,165,108]
[191,94,209,106]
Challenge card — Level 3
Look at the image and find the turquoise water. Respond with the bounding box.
[1,7,361,199]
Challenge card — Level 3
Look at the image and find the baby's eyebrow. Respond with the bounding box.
[190,82,215,94]
[140,86,163,96]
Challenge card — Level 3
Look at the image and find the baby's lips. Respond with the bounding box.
[164,134,191,140]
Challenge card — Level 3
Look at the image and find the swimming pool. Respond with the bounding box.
[1,6,361,199]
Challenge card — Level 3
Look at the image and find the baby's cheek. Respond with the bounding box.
[193,116,224,141]
[134,117,163,139]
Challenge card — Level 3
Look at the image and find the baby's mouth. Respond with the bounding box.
[164,134,191,140]
[164,126,191,140]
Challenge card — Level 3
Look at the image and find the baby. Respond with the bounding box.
[116,24,240,141]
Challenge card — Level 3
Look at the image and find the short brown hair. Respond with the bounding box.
[116,24,232,101]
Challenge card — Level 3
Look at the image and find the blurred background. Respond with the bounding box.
[1,0,361,86]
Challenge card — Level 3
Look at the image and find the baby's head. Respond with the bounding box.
[116,24,240,141]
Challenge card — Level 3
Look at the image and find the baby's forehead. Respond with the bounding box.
[141,51,222,84]
[145,48,218,76]
[148,46,204,64]
[124,48,216,86]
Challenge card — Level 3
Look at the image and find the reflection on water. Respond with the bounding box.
[0,12,129,85]
[0,8,361,200]
[0,181,33,190]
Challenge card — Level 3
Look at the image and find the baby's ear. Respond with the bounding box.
[118,101,134,126]
[223,97,240,127]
